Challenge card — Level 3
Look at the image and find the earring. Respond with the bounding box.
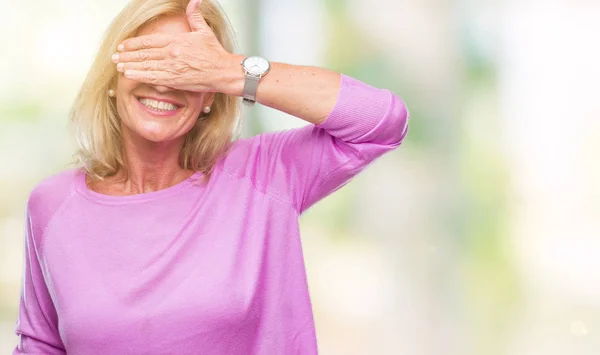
[203,106,211,114]
[108,89,115,97]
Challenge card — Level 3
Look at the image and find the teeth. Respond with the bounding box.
[139,98,178,112]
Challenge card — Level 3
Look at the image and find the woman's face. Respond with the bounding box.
[114,15,213,144]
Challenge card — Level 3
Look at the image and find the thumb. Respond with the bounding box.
[186,0,209,32]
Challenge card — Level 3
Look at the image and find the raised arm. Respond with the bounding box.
[220,73,409,213]
[113,0,409,212]
[114,0,360,127]
[217,55,341,125]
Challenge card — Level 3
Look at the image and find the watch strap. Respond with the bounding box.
[242,74,261,105]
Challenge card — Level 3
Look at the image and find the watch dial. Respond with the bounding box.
[244,57,270,75]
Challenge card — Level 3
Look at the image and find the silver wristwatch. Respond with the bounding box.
[241,56,271,106]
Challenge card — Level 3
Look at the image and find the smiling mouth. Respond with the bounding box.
[136,97,181,112]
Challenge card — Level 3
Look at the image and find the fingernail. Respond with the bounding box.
[111,53,119,62]
[124,70,132,78]
[116,63,124,71]
[117,44,124,52]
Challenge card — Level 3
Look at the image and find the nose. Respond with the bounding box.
[152,85,174,93]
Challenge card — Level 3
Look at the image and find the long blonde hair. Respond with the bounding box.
[70,0,240,181]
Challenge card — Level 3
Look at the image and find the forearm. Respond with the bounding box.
[216,54,341,125]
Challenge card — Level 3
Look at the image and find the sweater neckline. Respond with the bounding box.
[74,169,203,204]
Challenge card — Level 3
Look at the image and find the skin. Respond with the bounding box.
[92,0,341,196]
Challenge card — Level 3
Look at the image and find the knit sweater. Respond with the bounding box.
[14,74,409,355]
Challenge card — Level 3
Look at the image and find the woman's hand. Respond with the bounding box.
[112,0,234,93]
[113,0,341,125]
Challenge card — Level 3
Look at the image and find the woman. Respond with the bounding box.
[14,0,409,354]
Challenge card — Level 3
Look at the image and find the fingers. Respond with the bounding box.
[186,0,210,32]
[112,48,167,63]
[185,0,202,17]
[116,60,170,73]
[122,70,172,85]
[118,34,172,52]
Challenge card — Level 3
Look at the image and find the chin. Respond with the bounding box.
[133,121,193,143]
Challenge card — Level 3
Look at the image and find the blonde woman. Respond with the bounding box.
[14,0,409,354]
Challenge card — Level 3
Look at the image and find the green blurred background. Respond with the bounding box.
[1,0,599,354]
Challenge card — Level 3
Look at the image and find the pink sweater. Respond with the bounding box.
[14,75,409,355]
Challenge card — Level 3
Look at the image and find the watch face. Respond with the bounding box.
[243,56,270,76]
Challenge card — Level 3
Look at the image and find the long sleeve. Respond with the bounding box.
[14,196,66,354]
[222,74,409,213]
[8,132,407,353]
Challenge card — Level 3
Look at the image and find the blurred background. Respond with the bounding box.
[1,0,599,354]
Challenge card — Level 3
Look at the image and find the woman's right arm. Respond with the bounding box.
[14,196,66,354]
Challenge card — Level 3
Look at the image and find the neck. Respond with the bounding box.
[113,130,193,194]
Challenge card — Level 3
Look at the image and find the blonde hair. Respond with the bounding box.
[70,0,240,181]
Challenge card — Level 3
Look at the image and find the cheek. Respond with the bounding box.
[115,99,136,131]
[178,111,201,134]
[186,92,205,112]
[115,77,137,121]
[116,75,137,90]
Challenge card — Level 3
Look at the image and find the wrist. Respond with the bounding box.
[214,53,246,97]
